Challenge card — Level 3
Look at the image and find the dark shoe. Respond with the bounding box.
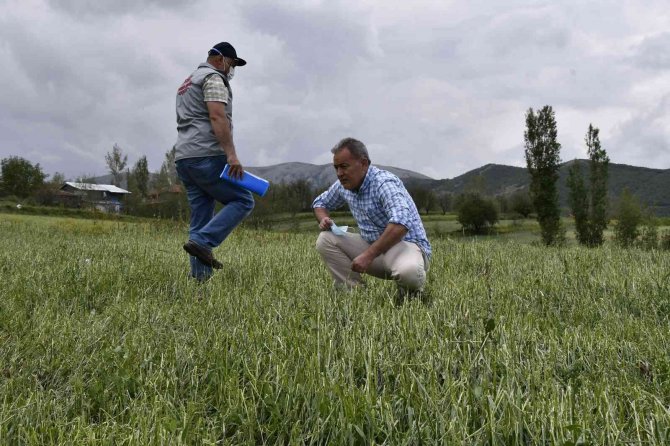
[183,240,223,269]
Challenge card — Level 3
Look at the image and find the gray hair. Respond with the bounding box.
[331,137,371,162]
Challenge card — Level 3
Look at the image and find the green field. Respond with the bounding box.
[1,213,669,444]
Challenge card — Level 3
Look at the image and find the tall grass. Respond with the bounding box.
[1,214,669,444]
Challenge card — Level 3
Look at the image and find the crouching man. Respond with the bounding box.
[312,137,431,299]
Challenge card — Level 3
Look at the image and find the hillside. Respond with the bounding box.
[91,162,432,190]
[407,161,670,215]
[89,160,670,215]
[246,162,433,187]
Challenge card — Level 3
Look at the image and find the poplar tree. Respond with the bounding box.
[105,143,128,187]
[132,155,150,198]
[153,146,178,190]
[566,124,610,247]
[524,106,563,245]
[567,161,589,244]
[586,124,609,246]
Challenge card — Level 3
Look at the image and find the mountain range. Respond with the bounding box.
[245,162,433,185]
[91,163,431,190]
[403,160,670,215]
[254,161,669,215]
[91,160,670,215]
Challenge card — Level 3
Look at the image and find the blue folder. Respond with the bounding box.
[220,164,270,197]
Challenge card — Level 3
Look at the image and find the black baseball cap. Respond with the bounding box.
[208,42,246,66]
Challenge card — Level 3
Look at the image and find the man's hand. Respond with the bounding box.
[319,217,333,231]
[352,250,376,273]
[226,153,244,180]
[314,208,332,230]
[350,223,407,274]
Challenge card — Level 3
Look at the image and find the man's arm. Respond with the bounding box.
[312,183,346,230]
[207,101,243,179]
[351,177,414,272]
[351,223,407,273]
[314,207,333,230]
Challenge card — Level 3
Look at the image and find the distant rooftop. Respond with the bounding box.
[62,182,131,194]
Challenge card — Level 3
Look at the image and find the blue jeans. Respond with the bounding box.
[176,156,255,280]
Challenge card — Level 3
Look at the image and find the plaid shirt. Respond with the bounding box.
[203,74,229,103]
[312,165,432,258]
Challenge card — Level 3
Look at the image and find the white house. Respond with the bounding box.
[60,182,131,213]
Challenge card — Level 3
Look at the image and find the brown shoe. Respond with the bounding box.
[183,240,223,269]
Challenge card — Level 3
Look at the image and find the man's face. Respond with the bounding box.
[223,57,236,75]
[333,148,369,191]
[211,56,235,74]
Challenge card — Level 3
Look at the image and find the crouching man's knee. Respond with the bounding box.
[315,231,338,254]
[394,262,427,291]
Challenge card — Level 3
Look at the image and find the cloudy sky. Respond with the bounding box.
[1,0,669,180]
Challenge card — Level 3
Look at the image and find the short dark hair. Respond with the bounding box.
[331,137,371,162]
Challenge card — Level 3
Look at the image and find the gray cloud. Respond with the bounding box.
[47,0,187,16]
[631,32,670,70]
[609,94,670,166]
[1,0,669,181]
[239,2,377,64]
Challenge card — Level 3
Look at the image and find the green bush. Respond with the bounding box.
[456,193,499,234]
[613,189,642,248]
[509,191,533,218]
[638,223,658,250]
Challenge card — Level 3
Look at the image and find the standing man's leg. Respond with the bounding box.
[176,158,216,280]
[185,156,254,248]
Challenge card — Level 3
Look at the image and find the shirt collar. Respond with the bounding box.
[353,165,376,194]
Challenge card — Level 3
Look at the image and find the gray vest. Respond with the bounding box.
[174,63,233,161]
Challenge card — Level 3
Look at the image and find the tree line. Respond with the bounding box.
[524,105,668,249]
[1,115,668,248]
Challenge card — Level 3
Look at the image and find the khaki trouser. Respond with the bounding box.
[315,231,428,291]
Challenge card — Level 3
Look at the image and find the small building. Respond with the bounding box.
[60,182,131,213]
[53,190,83,208]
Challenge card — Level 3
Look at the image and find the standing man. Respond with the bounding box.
[174,42,254,281]
[312,137,431,301]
